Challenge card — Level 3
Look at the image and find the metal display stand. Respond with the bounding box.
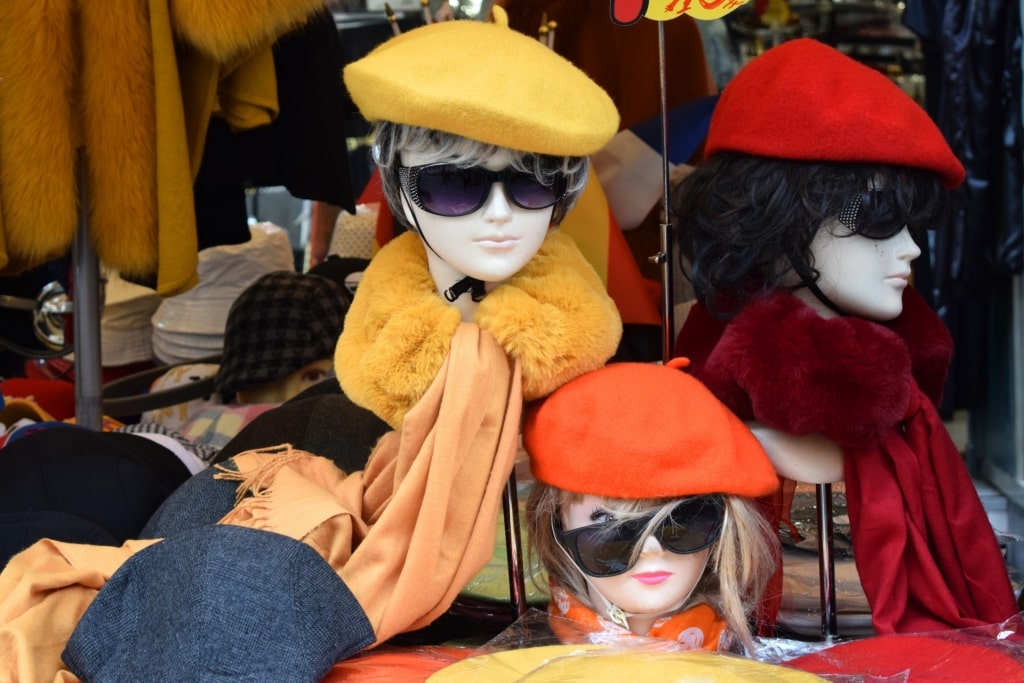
[71,150,104,430]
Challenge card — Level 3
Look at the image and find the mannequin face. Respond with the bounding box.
[398,148,554,285]
[562,495,712,634]
[804,221,921,321]
[236,359,333,405]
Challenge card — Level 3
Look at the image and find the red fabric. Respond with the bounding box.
[674,288,1018,634]
[320,646,470,683]
[786,633,1024,681]
[0,378,76,420]
[845,388,1017,633]
[523,361,779,499]
[603,200,661,326]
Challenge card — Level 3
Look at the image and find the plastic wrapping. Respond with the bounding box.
[772,613,1024,682]
[318,609,1024,681]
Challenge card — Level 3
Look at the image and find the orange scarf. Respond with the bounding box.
[547,583,729,651]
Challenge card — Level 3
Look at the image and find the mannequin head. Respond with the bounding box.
[529,485,772,647]
[671,39,963,319]
[674,158,944,318]
[371,122,589,287]
[799,218,921,321]
[214,270,350,404]
[523,361,779,650]
[343,7,618,307]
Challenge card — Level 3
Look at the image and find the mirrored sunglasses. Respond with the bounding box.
[554,495,725,578]
[398,163,567,218]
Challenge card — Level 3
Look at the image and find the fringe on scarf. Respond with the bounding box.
[213,443,308,508]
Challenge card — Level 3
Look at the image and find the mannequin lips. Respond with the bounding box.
[632,571,672,585]
[886,271,911,286]
[475,236,520,249]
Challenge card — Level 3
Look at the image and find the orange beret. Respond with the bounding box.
[706,38,964,189]
[523,361,779,499]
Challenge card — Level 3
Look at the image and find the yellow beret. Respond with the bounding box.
[343,7,620,156]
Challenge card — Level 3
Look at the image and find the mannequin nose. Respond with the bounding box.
[639,532,665,555]
[481,183,513,222]
[894,227,922,261]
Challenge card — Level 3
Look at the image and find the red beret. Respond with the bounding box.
[706,38,965,189]
[523,361,779,499]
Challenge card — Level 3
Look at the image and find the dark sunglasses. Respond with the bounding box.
[397,163,567,218]
[554,495,725,578]
[837,188,915,240]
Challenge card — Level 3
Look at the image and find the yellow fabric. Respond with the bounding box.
[343,6,618,156]
[335,231,622,428]
[0,324,521,678]
[169,0,323,64]
[0,0,314,295]
[0,0,80,275]
[0,397,56,425]
[559,180,610,286]
[427,645,829,681]
[0,539,160,682]
[150,0,203,296]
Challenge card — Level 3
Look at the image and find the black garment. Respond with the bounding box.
[903,0,1022,409]
[213,377,390,475]
[193,8,357,252]
[0,426,191,567]
[236,9,356,211]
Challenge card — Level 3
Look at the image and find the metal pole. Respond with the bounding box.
[816,482,839,639]
[651,20,675,363]
[72,149,104,430]
[503,471,528,617]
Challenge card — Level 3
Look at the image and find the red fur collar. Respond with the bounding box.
[676,288,952,447]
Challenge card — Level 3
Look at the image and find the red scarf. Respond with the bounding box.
[547,584,729,650]
[845,387,1017,632]
[675,288,1018,634]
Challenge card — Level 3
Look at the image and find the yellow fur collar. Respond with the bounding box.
[335,230,622,428]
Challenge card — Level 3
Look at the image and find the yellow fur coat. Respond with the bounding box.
[0,0,327,295]
[336,230,624,428]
